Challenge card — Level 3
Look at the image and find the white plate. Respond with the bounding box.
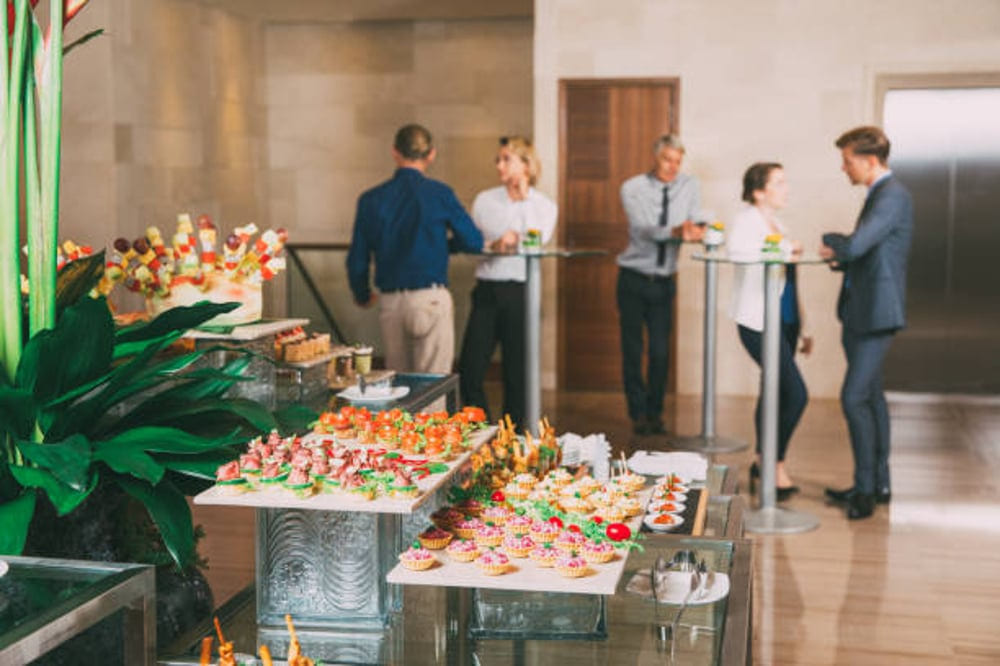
[0,559,8,578]
[650,570,731,606]
[644,513,685,532]
[649,490,687,504]
[337,386,410,402]
[647,500,686,514]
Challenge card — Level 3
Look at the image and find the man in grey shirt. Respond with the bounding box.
[617,134,704,435]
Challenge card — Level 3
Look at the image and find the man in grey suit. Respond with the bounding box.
[820,126,913,520]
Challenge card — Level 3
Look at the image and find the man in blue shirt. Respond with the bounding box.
[347,124,484,373]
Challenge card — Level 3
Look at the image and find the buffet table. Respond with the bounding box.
[166,465,750,665]
[0,556,155,665]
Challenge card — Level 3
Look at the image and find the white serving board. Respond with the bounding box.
[386,486,653,596]
[185,317,310,341]
[193,426,496,515]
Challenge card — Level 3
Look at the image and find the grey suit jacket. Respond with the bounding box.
[823,175,914,334]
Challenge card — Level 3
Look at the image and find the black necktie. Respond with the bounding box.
[656,185,669,267]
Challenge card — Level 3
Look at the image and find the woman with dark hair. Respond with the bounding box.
[728,162,811,499]
[458,136,557,428]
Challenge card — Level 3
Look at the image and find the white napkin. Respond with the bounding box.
[627,450,708,482]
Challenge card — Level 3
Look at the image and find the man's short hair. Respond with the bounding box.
[394,124,434,161]
[835,126,890,165]
[653,134,685,155]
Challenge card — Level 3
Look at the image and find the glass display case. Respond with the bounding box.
[0,556,155,665]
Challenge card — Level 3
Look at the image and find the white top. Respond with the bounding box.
[727,205,794,332]
[471,186,558,282]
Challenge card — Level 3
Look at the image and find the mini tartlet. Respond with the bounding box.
[399,545,436,571]
[474,524,505,548]
[505,514,534,536]
[418,527,454,550]
[481,505,511,526]
[529,520,561,543]
[529,543,560,567]
[446,539,480,562]
[502,534,535,558]
[477,550,511,576]
[555,531,587,552]
[581,540,615,564]
[453,517,484,540]
[555,554,590,578]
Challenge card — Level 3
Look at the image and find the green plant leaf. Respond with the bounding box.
[16,295,114,404]
[63,28,105,56]
[10,466,96,516]
[0,385,36,439]
[112,331,182,362]
[93,445,164,485]
[55,251,105,315]
[138,397,277,433]
[17,434,92,490]
[115,302,239,345]
[160,450,239,480]
[117,476,194,570]
[274,404,319,435]
[96,426,241,455]
[0,491,37,555]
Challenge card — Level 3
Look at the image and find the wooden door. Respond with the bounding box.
[558,79,679,390]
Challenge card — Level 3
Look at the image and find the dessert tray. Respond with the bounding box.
[386,486,653,596]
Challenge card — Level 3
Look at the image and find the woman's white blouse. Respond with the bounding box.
[727,204,793,332]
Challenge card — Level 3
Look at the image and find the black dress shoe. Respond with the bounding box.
[776,486,800,502]
[749,463,760,494]
[825,486,856,503]
[847,492,876,520]
[826,486,892,505]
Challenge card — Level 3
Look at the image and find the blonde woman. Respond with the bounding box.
[728,162,811,500]
[458,136,557,428]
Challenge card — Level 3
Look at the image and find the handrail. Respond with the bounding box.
[284,244,348,343]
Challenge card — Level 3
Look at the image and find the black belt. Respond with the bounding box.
[620,266,675,283]
[380,283,445,294]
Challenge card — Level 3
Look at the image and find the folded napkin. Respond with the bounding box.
[627,451,708,482]
[558,433,612,480]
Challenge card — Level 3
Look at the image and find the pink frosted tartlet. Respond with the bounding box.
[476,550,511,576]
[474,524,505,548]
[529,543,560,567]
[446,538,480,562]
[505,515,535,536]
[555,554,590,578]
[555,531,587,552]
[529,520,561,543]
[453,517,485,540]
[502,534,535,558]
[582,540,615,564]
[399,545,436,571]
[482,505,511,526]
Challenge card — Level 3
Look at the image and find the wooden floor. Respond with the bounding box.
[192,388,1000,665]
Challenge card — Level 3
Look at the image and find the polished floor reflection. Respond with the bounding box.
[192,388,1000,664]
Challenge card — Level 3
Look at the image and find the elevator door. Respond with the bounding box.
[882,87,1000,393]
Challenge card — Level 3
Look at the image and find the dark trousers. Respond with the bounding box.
[737,323,808,462]
[458,280,526,428]
[616,267,675,424]
[841,327,894,495]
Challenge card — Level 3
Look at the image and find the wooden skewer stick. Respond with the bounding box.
[199,637,213,666]
[213,616,225,644]
[259,645,274,666]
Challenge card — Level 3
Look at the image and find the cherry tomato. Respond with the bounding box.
[547,516,564,528]
[568,524,581,534]
[591,516,604,524]
[605,523,631,542]
[490,490,506,503]
[463,405,487,422]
